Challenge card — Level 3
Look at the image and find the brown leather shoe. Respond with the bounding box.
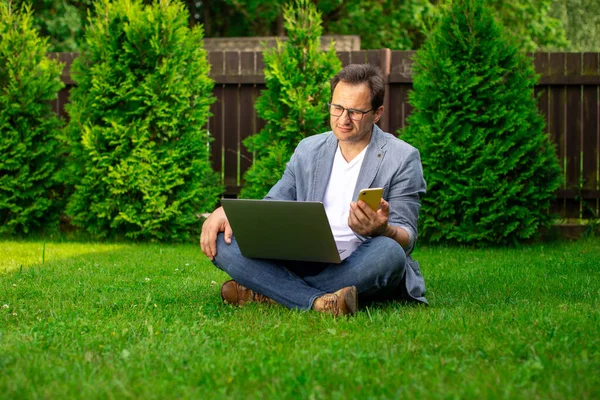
[220,280,277,306]
[313,286,358,316]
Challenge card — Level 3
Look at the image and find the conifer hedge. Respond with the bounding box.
[401,0,561,245]
[240,0,341,199]
[0,2,64,235]
[63,0,221,241]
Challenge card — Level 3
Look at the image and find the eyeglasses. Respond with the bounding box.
[327,103,373,121]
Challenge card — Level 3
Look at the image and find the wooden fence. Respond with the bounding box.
[50,50,600,220]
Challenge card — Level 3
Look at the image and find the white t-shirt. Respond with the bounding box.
[323,145,369,260]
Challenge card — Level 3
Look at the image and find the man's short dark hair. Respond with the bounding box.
[331,64,385,110]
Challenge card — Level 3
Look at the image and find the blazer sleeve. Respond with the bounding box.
[387,148,427,255]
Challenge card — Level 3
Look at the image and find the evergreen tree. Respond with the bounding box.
[401,0,561,245]
[550,0,600,51]
[63,0,221,241]
[240,0,341,199]
[0,1,64,234]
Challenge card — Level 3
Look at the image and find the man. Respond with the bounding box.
[200,64,427,316]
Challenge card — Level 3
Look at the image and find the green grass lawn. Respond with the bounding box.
[1,238,599,399]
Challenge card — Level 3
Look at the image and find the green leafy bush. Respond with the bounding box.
[11,0,94,52]
[0,2,64,235]
[401,0,561,245]
[240,0,341,199]
[324,0,436,50]
[63,0,221,241]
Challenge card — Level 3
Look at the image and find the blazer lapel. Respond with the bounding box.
[352,125,387,201]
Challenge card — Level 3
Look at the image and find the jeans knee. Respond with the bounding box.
[379,236,406,265]
[212,233,243,275]
[366,236,407,279]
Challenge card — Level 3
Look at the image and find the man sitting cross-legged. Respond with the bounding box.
[200,64,427,316]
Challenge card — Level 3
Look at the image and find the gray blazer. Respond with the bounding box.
[265,125,428,304]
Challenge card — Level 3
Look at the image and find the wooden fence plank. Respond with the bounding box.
[582,53,600,218]
[56,87,71,119]
[253,84,267,135]
[388,83,405,133]
[349,50,367,64]
[240,52,255,76]
[366,49,381,67]
[389,51,414,133]
[404,82,414,125]
[208,51,224,75]
[336,51,350,66]
[225,51,240,76]
[534,53,550,142]
[389,50,415,83]
[538,76,600,85]
[378,49,391,132]
[547,52,567,217]
[565,53,583,218]
[48,52,76,85]
[256,52,265,74]
[222,85,239,189]
[239,85,256,189]
[209,85,224,180]
[221,52,242,192]
[533,53,562,215]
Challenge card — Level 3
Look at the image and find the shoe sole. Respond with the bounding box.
[344,286,358,315]
[220,279,235,303]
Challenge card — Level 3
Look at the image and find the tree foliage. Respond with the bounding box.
[550,0,600,51]
[323,0,436,50]
[239,0,341,199]
[9,0,203,52]
[63,0,221,241]
[10,0,94,52]
[202,0,568,51]
[486,0,568,51]
[0,1,64,234]
[18,0,579,51]
[401,0,562,245]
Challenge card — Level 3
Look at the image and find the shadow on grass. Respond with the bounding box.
[1,240,233,321]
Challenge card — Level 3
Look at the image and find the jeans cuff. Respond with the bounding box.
[308,292,327,311]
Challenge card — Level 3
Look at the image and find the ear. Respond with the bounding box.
[373,106,384,123]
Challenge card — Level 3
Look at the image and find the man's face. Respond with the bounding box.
[329,81,383,145]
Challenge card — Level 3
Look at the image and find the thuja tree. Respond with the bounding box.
[0,2,64,235]
[401,0,561,245]
[240,0,341,199]
[63,0,221,241]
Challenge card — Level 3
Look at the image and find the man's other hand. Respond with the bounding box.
[200,206,232,261]
[348,199,389,237]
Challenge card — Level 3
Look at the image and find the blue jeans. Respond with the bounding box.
[212,233,410,310]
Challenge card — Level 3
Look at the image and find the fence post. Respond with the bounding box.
[379,48,391,133]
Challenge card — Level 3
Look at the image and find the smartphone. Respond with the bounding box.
[357,187,383,211]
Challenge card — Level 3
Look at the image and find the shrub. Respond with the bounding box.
[0,2,64,235]
[11,0,94,52]
[400,0,561,245]
[240,0,341,199]
[63,0,221,241]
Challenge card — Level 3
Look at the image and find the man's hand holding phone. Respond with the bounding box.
[357,187,383,211]
[349,187,411,249]
[349,187,389,237]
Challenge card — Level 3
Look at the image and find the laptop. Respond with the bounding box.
[220,199,343,263]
